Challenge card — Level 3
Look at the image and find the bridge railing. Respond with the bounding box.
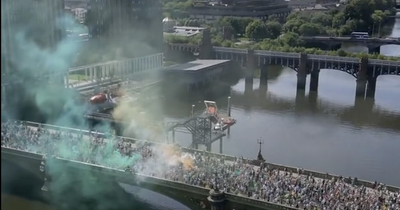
[213,46,248,54]
[254,50,299,58]
[369,59,400,66]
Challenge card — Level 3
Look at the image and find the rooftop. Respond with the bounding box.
[166,60,230,71]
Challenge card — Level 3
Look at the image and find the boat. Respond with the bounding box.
[203,100,236,131]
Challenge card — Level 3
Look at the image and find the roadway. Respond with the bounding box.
[301,36,400,44]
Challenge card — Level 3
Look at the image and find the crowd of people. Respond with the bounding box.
[1,121,399,210]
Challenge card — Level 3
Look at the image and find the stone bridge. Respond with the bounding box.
[301,36,400,54]
[167,43,400,99]
[0,147,297,210]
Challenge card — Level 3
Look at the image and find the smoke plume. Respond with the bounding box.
[1,1,195,209]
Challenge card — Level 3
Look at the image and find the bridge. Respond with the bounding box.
[301,36,400,54]
[167,43,400,99]
[66,53,164,88]
[1,121,399,210]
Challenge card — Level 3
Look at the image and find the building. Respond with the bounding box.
[164,26,205,37]
[1,0,65,81]
[189,0,292,21]
[71,8,87,23]
[85,0,163,57]
[1,0,65,109]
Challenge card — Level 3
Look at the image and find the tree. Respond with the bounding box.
[245,20,266,40]
[264,21,282,39]
[371,10,385,37]
[221,17,253,36]
[299,23,322,36]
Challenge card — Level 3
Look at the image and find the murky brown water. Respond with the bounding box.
[1,194,56,210]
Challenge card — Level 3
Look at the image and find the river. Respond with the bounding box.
[2,18,399,210]
[169,17,400,187]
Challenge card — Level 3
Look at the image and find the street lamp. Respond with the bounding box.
[214,171,219,192]
[227,96,231,117]
[257,138,265,161]
[191,104,195,117]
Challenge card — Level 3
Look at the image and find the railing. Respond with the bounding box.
[169,44,399,64]
[214,46,248,54]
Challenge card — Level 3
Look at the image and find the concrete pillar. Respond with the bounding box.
[356,58,368,98]
[297,53,308,90]
[245,49,255,90]
[207,189,226,210]
[89,67,93,81]
[368,46,380,54]
[206,143,212,152]
[309,69,320,92]
[366,76,377,99]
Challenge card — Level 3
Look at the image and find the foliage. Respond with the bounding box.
[162,0,399,61]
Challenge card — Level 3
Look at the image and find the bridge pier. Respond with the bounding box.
[355,58,368,98]
[366,76,377,99]
[297,53,308,90]
[245,49,256,92]
[309,69,320,92]
[368,46,381,54]
[207,189,226,210]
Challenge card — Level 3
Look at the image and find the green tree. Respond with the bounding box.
[245,20,266,40]
[264,21,282,39]
[371,10,385,37]
[221,17,253,36]
[299,23,322,36]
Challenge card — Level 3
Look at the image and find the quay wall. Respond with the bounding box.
[7,121,400,193]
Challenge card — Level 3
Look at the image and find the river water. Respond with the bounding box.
[3,18,399,210]
[170,17,400,187]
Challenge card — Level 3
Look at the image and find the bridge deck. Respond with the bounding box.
[1,122,399,210]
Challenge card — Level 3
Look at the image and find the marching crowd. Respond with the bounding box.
[1,121,399,210]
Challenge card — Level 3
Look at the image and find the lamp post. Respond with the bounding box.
[227,96,231,117]
[257,138,265,161]
[214,170,219,192]
[191,104,195,117]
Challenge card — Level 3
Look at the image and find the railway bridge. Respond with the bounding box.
[301,36,400,54]
[167,43,400,99]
